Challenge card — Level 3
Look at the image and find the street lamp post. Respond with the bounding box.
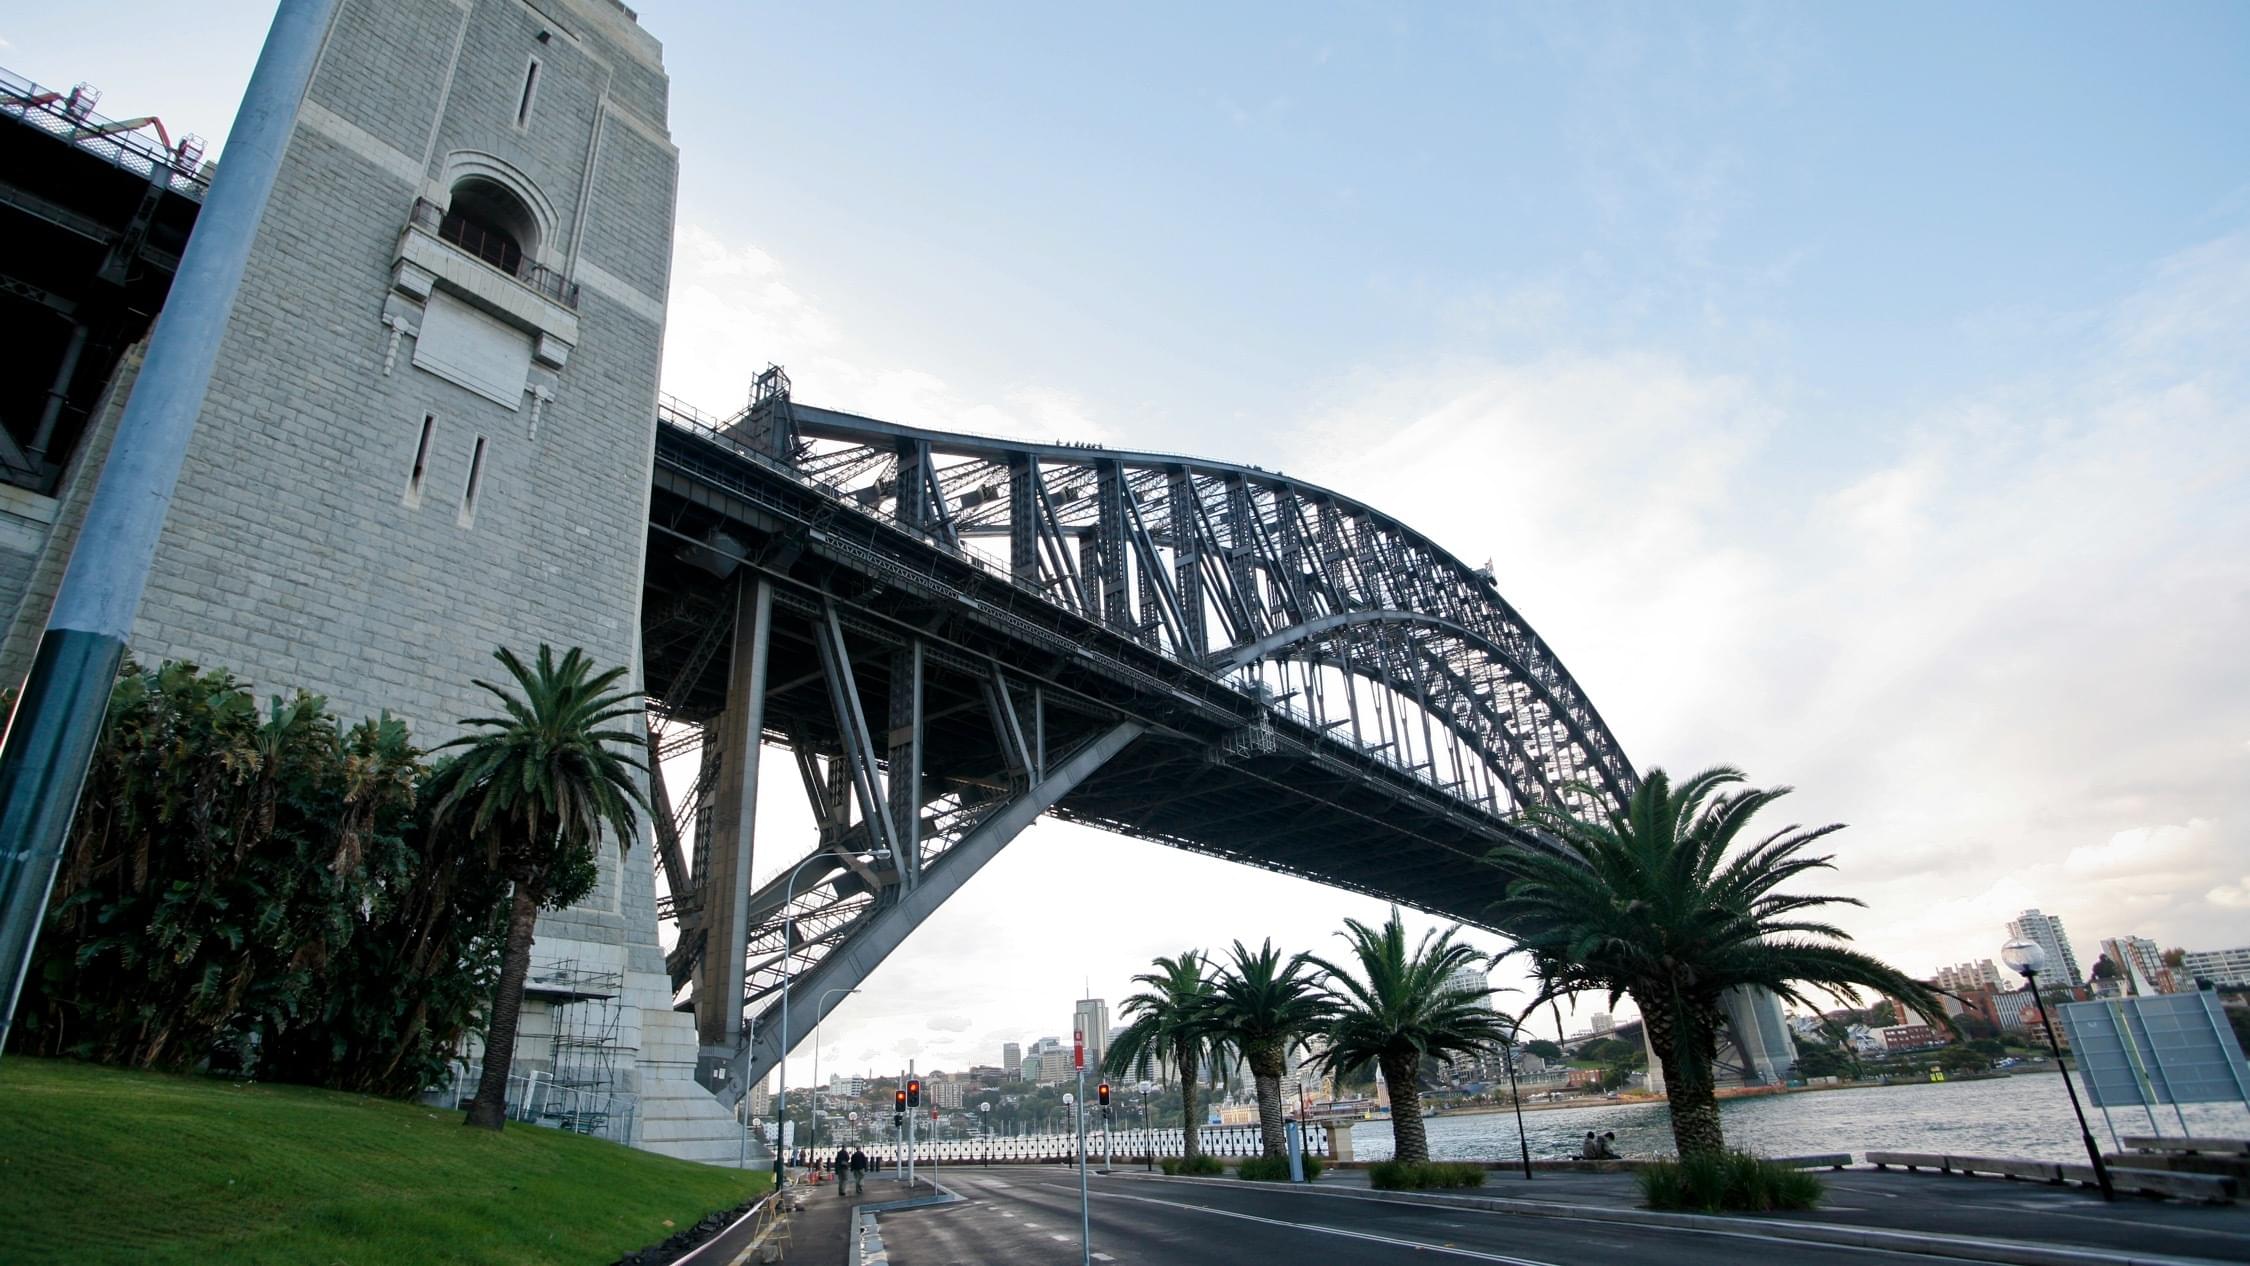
[773,848,888,1188]
[1503,1034,1533,1181]
[1139,1080,1155,1171]
[2003,937,2114,1202]
[980,1101,993,1166]
[809,986,860,1167]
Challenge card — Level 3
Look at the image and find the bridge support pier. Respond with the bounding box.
[696,577,768,1088]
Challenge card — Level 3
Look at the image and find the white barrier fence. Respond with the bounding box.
[803,1122,1336,1165]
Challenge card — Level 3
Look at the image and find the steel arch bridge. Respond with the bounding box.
[636,369,1635,1100]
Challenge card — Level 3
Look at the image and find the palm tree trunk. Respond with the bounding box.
[1381,1053,1429,1163]
[467,880,540,1130]
[1642,994,1725,1159]
[1177,1043,1203,1160]
[1249,1043,1288,1158]
[1667,1075,1724,1159]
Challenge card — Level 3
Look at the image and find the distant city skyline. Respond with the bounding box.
[10,2,2245,1081]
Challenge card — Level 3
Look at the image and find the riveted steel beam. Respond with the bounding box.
[724,721,1146,1102]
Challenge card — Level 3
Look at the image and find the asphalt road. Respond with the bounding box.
[879,1168,1978,1266]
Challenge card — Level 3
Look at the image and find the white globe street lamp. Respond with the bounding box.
[2003,937,2113,1201]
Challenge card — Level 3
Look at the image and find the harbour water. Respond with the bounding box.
[1348,1074,2250,1164]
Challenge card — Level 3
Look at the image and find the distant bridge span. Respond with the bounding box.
[635,370,1635,1099]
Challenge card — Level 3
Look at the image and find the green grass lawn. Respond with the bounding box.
[0,1057,767,1266]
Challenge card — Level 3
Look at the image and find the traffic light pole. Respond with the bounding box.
[1075,1063,1090,1266]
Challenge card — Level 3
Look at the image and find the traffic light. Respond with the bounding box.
[894,1088,907,1122]
[907,1078,922,1108]
[1097,1082,1111,1107]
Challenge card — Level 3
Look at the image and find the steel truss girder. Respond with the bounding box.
[1213,607,1564,805]
[796,415,1629,807]
[722,721,1146,1102]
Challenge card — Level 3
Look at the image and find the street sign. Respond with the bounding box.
[1074,1027,1084,1069]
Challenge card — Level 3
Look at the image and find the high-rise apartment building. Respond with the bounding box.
[1037,1047,1072,1085]
[2098,935,2177,995]
[1935,960,2007,993]
[1440,964,1492,1005]
[1073,997,1110,1073]
[2006,909,2085,985]
[2181,947,2250,988]
[1003,1042,1022,1080]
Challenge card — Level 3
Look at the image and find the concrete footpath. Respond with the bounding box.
[677,1172,953,1266]
[1234,1165,2250,1265]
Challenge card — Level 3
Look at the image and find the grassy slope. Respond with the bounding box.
[0,1057,766,1266]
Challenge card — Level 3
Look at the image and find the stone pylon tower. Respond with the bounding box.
[6,0,746,1162]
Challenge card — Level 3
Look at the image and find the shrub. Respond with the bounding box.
[1369,1161,1487,1190]
[1236,1156,1291,1181]
[1160,1154,1225,1176]
[9,659,508,1096]
[1636,1153,1825,1213]
[1233,1155,1324,1181]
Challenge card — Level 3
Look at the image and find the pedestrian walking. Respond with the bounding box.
[850,1147,868,1194]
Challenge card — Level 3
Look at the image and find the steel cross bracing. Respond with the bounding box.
[638,380,1636,1098]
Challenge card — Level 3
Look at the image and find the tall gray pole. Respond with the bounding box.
[0,0,337,1057]
[1076,1064,1091,1266]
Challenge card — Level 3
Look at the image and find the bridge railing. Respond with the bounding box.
[1,68,211,198]
[655,396,1014,579]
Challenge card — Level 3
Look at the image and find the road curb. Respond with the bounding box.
[1105,1172,2238,1266]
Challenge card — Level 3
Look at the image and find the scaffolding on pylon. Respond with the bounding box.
[526,957,626,1136]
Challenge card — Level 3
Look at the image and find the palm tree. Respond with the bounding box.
[1490,765,1946,1159]
[426,646,647,1130]
[1305,910,1514,1164]
[1103,951,1225,1161]
[1203,939,1332,1159]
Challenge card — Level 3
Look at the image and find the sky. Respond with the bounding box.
[7,2,2248,1085]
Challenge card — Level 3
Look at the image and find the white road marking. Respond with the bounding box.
[1049,1233,1072,1242]
[1093,1254,1116,1262]
[1085,1187,1561,1265]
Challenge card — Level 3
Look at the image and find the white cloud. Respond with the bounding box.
[2207,877,2250,911]
[1285,231,2250,978]
[925,1014,972,1033]
[2065,821,2216,881]
[661,225,1109,445]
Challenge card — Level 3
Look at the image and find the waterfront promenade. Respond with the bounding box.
[870,1165,2250,1266]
